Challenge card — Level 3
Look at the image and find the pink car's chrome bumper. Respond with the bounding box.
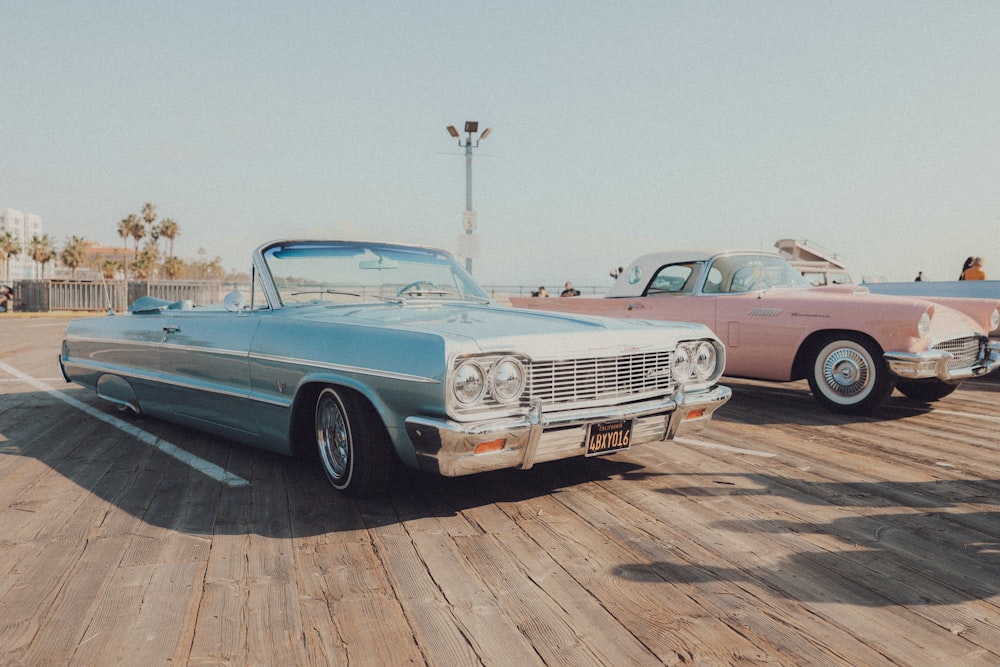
[405,385,732,477]
[885,339,1000,380]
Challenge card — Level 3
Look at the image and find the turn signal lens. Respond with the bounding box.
[474,439,506,454]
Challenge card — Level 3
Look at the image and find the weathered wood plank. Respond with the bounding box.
[385,490,543,665]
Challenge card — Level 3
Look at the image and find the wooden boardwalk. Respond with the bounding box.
[2,314,999,666]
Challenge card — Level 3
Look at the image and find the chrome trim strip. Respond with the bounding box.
[66,335,251,359]
[63,339,439,385]
[64,335,161,350]
[161,343,248,358]
[62,358,291,408]
[250,352,439,384]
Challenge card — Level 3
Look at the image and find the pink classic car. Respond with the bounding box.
[511,250,1000,415]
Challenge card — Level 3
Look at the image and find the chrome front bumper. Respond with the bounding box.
[405,384,732,477]
[885,339,1000,380]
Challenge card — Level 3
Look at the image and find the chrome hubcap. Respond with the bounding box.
[822,348,869,396]
[317,396,349,479]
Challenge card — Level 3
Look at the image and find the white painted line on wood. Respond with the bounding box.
[1,377,67,384]
[917,407,1000,423]
[673,436,777,458]
[0,359,250,488]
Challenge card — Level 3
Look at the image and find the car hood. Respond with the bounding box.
[292,301,713,357]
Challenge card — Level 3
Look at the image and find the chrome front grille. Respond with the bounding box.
[934,336,983,369]
[528,351,674,406]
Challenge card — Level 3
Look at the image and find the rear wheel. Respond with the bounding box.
[315,387,393,497]
[895,378,961,402]
[807,335,896,415]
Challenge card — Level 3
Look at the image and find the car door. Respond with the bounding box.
[711,292,798,380]
[158,309,263,438]
[633,260,794,381]
[624,261,720,337]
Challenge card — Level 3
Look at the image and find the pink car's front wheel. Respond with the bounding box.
[807,335,896,416]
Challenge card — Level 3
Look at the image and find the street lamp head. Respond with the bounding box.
[446,125,460,138]
[464,121,479,133]
[479,127,492,141]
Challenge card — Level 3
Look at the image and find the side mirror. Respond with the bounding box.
[223,290,248,312]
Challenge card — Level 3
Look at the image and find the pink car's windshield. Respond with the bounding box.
[705,255,812,293]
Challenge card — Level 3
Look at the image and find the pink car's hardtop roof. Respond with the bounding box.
[608,249,787,297]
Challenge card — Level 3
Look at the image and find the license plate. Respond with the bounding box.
[585,419,633,457]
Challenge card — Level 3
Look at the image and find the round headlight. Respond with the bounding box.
[693,341,717,380]
[991,308,1000,331]
[918,311,931,338]
[492,357,526,402]
[673,344,694,382]
[453,361,486,404]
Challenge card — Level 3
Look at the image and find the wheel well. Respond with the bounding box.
[288,382,389,459]
[791,329,883,380]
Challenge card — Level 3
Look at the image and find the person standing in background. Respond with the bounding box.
[959,257,974,280]
[961,257,986,281]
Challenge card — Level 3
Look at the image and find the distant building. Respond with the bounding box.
[57,241,130,281]
[775,238,854,286]
[0,208,43,280]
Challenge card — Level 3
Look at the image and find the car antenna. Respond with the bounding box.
[99,269,116,315]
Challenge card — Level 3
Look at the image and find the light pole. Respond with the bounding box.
[446,121,491,274]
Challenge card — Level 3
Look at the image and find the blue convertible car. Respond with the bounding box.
[60,240,731,496]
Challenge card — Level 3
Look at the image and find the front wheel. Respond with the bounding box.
[807,335,896,415]
[315,387,394,497]
[895,378,961,402]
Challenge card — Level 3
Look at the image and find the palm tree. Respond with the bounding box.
[141,202,157,258]
[132,247,156,280]
[0,231,21,282]
[61,236,88,279]
[129,215,146,262]
[100,259,121,280]
[117,214,138,282]
[158,217,180,259]
[140,240,160,279]
[141,202,157,232]
[29,234,55,279]
[163,255,184,280]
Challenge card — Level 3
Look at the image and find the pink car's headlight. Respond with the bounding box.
[918,311,931,338]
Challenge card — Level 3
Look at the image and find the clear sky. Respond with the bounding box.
[3,2,999,288]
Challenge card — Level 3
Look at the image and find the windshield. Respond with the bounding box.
[705,254,812,293]
[261,241,491,306]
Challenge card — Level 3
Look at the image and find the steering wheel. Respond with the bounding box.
[396,281,442,297]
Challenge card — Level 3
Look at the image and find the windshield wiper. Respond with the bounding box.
[397,288,491,304]
[290,289,362,298]
[398,288,459,298]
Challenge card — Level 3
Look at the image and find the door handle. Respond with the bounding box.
[163,326,180,334]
